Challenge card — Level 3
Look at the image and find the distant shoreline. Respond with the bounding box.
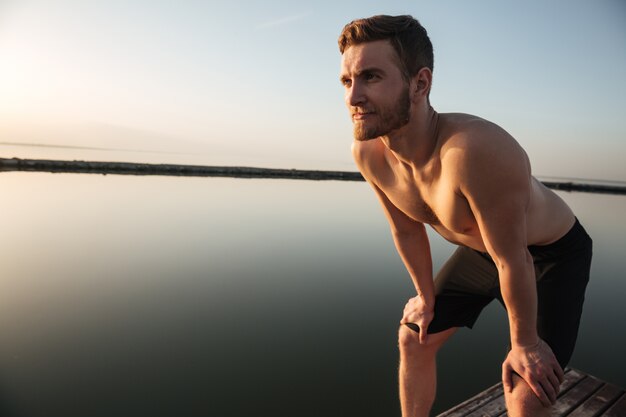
[0,157,363,182]
[1,157,625,195]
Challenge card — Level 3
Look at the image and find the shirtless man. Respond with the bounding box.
[338,15,592,417]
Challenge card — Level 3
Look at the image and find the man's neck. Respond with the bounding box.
[380,106,439,169]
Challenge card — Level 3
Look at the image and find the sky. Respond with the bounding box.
[1,0,625,181]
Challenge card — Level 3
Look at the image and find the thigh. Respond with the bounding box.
[434,246,499,296]
[419,247,499,334]
[535,242,593,368]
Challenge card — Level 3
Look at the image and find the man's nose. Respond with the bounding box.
[346,82,366,107]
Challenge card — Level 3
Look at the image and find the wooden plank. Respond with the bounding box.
[436,369,586,417]
[437,383,504,417]
[495,373,604,417]
[551,375,604,415]
[498,370,595,417]
[602,392,626,417]
[568,384,625,417]
[558,369,588,396]
[437,369,625,417]
[463,394,506,417]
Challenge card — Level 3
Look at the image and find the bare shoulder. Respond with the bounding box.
[351,138,388,182]
[439,113,530,176]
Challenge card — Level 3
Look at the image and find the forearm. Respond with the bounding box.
[497,250,539,347]
[392,226,435,305]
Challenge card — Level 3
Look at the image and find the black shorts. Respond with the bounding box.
[407,218,592,368]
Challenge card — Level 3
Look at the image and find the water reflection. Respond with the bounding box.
[0,173,624,416]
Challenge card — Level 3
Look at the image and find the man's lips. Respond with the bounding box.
[352,111,375,121]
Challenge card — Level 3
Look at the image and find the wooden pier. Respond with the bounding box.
[438,368,625,417]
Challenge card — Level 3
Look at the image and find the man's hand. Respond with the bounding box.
[502,338,565,406]
[400,295,434,345]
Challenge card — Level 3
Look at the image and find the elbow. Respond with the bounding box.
[492,247,533,274]
[390,227,422,242]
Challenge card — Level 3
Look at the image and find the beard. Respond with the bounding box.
[353,86,411,142]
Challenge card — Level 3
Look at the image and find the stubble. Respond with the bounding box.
[353,87,411,142]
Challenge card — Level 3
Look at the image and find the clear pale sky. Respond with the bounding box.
[1,0,625,181]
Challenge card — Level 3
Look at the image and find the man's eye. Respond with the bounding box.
[342,79,352,87]
[365,73,378,81]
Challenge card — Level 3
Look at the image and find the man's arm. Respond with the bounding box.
[353,144,435,344]
[456,128,564,406]
[372,183,437,344]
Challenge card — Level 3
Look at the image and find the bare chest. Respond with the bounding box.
[378,171,479,244]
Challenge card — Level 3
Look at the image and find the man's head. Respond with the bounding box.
[338,15,433,83]
[338,15,434,141]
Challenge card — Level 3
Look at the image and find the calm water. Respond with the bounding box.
[0,173,624,417]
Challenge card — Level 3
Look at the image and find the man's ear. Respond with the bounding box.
[411,67,432,102]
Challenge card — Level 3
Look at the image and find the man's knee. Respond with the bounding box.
[397,324,450,354]
[505,374,551,417]
[398,324,419,350]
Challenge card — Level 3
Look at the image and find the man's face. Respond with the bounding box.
[340,40,411,141]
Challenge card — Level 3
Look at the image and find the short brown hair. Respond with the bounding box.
[338,15,434,80]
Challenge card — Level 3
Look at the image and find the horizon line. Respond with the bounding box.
[1,157,625,196]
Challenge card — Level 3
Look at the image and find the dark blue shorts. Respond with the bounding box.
[406,218,593,368]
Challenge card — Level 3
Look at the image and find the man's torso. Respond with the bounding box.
[355,113,575,251]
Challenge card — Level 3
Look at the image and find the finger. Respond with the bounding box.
[547,371,561,396]
[541,379,558,405]
[555,364,565,384]
[418,323,429,344]
[530,382,551,407]
[502,363,513,393]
